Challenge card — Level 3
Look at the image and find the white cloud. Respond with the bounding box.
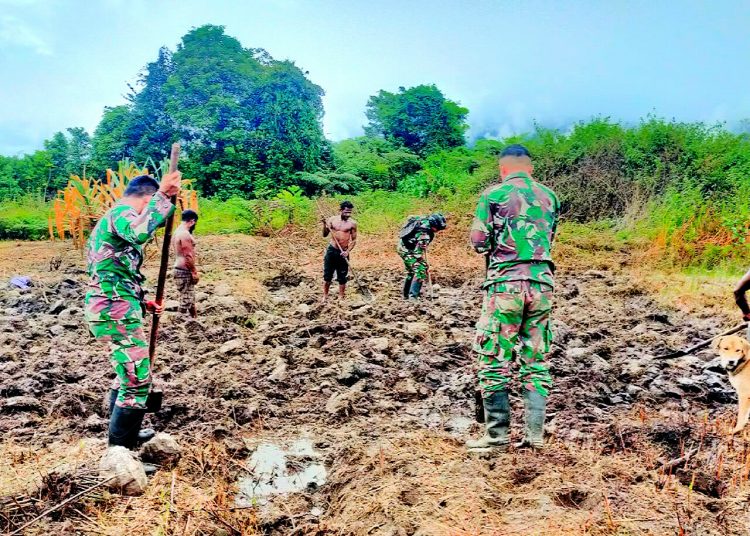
[0,15,52,55]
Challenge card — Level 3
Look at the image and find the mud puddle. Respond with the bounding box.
[236,438,327,506]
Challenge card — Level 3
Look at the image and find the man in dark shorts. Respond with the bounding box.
[321,200,357,302]
[172,209,199,318]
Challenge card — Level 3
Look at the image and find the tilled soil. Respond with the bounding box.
[1,236,749,535]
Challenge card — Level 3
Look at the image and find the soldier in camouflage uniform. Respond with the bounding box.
[84,172,181,449]
[397,213,446,299]
[466,144,559,451]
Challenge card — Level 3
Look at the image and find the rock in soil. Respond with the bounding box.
[220,338,245,355]
[99,446,148,496]
[141,433,182,468]
[326,387,363,416]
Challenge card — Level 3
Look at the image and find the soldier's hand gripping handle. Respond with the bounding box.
[159,170,182,197]
[145,300,164,315]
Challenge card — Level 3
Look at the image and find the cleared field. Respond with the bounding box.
[1,230,749,535]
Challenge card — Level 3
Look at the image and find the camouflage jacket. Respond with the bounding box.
[470,172,559,288]
[84,191,174,310]
[397,217,433,258]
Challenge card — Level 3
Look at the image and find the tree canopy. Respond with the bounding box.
[365,84,469,156]
[91,25,332,199]
[0,25,472,201]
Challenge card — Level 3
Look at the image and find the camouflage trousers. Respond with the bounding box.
[399,251,428,281]
[173,268,195,313]
[473,280,553,397]
[85,296,151,409]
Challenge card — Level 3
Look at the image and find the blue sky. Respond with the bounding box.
[1,0,749,155]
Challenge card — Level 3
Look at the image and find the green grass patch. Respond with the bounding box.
[0,197,49,240]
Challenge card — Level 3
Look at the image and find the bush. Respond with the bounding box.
[197,197,256,235]
[0,197,50,240]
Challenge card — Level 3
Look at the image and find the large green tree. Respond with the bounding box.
[365,84,469,156]
[128,47,175,165]
[90,105,134,175]
[163,25,329,197]
[65,127,92,176]
[43,131,70,191]
[89,25,331,198]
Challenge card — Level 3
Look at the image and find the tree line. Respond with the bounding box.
[3,23,750,243]
[0,24,468,201]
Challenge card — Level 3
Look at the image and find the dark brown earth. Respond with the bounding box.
[1,234,749,535]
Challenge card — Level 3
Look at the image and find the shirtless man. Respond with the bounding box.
[173,210,199,317]
[321,200,357,301]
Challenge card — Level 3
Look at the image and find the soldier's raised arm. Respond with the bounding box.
[113,172,180,245]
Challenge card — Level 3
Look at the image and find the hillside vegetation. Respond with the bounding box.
[0,25,748,270]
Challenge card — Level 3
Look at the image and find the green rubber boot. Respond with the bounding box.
[466,391,510,451]
[517,389,546,449]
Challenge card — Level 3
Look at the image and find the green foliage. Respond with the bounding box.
[342,190,433,234]
[39,128,92,195]
[195,190,433,236]
[197,189,315,235]
[293,171,365,196]
[332,137,422,190]
[197,197,256,235]
[398,146,493,198]
[65,127,92,177]
[0,151,52,199]
[90,105,136,176]
[274,186,314,226]
[365,84,468,156]
[160,25,329,197]
[0,196,49,240]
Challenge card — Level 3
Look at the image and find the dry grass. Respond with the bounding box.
[318,414,750,536]
[5,416,750,536]
[2,438,262,536]
[633,269,739,321]
[0,437,102,496]
[87,442,260,536]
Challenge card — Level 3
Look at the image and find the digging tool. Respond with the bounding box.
[425,252,435,301]
[656,323,748,359]
[144,142,181,412]
[316,200,373,301]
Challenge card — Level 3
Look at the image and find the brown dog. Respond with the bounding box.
[713,335,750,433]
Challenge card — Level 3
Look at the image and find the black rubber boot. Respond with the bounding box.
[109,405,148,449]
[517,389,546,449]
[408,279,423,299]
[403,276,414,300]
[466,391,511,451]
[108,390,155,444]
